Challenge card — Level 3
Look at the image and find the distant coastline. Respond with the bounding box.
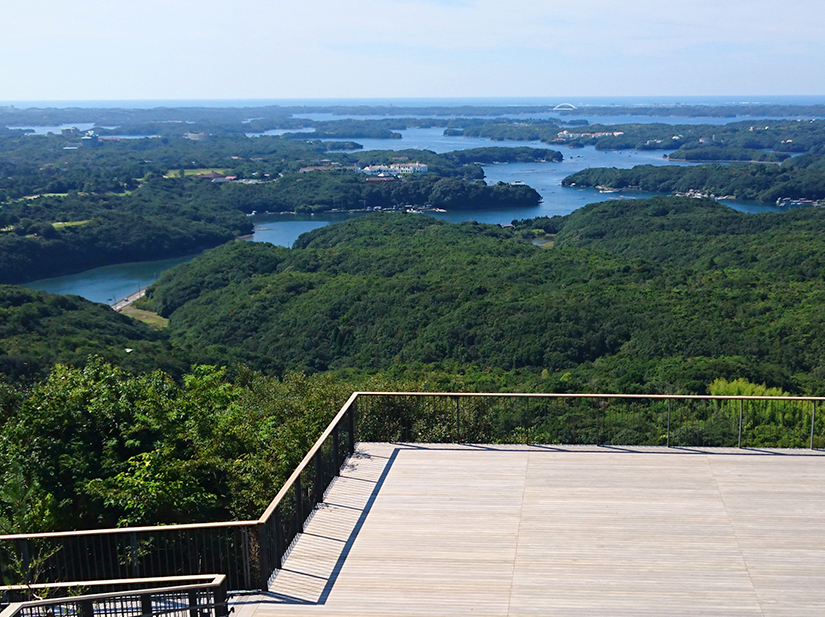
[5,95,825,109]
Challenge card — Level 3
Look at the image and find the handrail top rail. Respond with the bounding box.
[258,391,359,523]
[0,574,223,592]
[353,391,825,402]
[0,574,226,617]
[0,519,257,542]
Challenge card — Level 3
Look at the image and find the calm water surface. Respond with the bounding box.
[25,255,195,305]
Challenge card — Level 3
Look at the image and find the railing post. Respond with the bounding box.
[79,599,94,617]
[348,399,356,454]
[738,400,743,448]
[215,576,229,617]
[811,401,817,450]
[256,522,271,591]
[140,592,152,617]
[452,396,460,443]
[295,475,304,531]
[188,590,198,617]
[314,449,324,505]
[333,424,340,473]
[667,399,671,448]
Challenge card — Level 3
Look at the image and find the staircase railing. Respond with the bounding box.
[0,574,227,617]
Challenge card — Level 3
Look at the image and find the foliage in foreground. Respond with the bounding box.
[0,359,358,530]
[1,358,818,533]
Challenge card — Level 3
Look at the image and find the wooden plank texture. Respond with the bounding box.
[242,444,825,617]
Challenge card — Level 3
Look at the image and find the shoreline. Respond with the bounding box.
[112,287,147,312]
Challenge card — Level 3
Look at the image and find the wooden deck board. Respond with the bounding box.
[244,444,825,617]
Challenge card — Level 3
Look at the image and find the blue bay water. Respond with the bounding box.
[25,255,195,305]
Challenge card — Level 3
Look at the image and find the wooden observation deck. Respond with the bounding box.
[237,443,825,617]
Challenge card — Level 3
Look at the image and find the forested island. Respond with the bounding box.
[3,102,823,133]
[6,104,825,284]
[563,153,825,203]
[0,124,552,282]
[452,118,825,159]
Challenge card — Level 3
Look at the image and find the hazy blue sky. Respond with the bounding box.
[2,0,823,102]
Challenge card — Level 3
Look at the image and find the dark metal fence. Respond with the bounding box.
[0,574,227,617]
[0,523,256,594]
[355,393,824,449]
[254,392,358,589]
[0,391,820,593]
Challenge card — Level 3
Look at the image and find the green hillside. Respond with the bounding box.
[0,286,190,381]
[145,201,825,394]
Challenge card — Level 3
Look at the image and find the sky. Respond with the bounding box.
[1,0,823,102]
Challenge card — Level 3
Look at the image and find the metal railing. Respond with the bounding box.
[353,392,824,450]
[0,574,227,617]
[0,392,359,592]
[0,391,820,592]
[254,392,358,590]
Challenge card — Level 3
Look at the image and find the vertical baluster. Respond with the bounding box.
[295,475,303,531]
[129,532,139,578]
[333,424,340,474]
[314,450,324,507]
[241,527,251,591]
[218,532,227,589]
[348,401,356,455]
[83,536,93,581]
[19,539,30,585]
[209,528,218,578]
[186,529,195,577]
[274,508,284,569]
[738,399,744,448]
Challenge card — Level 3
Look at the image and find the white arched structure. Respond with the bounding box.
[552,103,578,111]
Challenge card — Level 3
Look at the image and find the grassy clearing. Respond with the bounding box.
[21,193,70,200]
[531,234,555,248]
[163,168,232,178]
[120,306,169,328]
[53,220,89,229]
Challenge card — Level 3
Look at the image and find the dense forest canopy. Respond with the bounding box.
[2,196,825,531]
[0,286,189,381]
[140,202,825,395]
